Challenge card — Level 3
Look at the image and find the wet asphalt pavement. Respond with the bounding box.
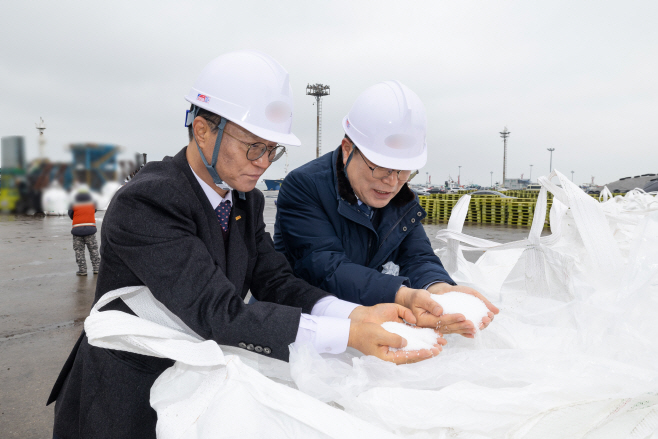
[0,193,543,438]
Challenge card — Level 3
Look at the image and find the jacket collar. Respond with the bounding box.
[173,147,250,291]
[172,147,227,272]
[327,146,427,269]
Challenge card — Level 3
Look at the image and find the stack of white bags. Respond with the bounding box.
[41,181,121,216]
[84,170,658,438]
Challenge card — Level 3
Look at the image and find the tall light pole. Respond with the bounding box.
[529,164,533,182]
[306,83,330,158]
[500,127,510,187]
[547,148,555,172]
[458,165,462,186]
[490,171,493,188]
[35,117,46,159]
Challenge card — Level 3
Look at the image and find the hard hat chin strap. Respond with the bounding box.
[195,117,232,191]
[345,144,355,171]
[343,144,363,203]
[187,105,245,199]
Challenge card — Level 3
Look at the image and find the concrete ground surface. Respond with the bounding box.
[0,194,545,438]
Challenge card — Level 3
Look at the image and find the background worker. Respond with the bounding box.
[67,188,100,276]
[48,53,442,439]
[274,80,499,337]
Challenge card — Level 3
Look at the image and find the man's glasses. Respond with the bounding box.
[223,130,286,162]
[356,149,413,182]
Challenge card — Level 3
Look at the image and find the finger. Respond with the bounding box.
[459,287,500,315]
[404,347,440,363]
[438,313,465,325]
[418,293,443,317]
[395,304,417,324]
[388,348,434,365]
[415,312,441,329]
[484,301,500,314]
[379,330,406,350]
[435,337,447,346]
[479,316,492,330]
[433,315,465,334]
[444,320,476,334]
[474,294,499,314]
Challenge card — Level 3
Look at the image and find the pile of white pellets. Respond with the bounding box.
[381,322,438,351]
[381,291,490,351]
[430,291,489,331]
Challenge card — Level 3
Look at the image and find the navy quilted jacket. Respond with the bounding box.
[274,147,455,306]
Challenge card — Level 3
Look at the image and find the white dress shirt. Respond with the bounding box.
[190,167,358,354]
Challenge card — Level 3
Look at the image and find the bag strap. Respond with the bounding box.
[85,286,226,366]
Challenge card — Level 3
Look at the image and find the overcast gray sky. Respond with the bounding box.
[1,0,656,186]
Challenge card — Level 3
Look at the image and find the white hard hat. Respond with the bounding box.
[342,80,427,170]
[184,50,300,146]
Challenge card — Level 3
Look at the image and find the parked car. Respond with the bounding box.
[469,190,517,198]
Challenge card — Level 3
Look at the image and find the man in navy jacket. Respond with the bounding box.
[275,81,498,337]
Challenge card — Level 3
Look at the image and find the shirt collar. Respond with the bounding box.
[356,199,374,219]
[190,165,232,209]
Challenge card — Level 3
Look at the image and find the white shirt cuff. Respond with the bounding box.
[295,314,351,354]
[294,296,359,355]
[310,295,360,319]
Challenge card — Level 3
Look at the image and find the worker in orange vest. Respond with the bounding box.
[68,189,100,276]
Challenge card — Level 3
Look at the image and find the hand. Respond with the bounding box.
[427,283,500,338]
[394,286,464,331]
[348,302,416,325]
[348,321,443,365]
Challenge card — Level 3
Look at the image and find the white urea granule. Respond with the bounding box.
[430,292,489,330]
[381,322,438,351]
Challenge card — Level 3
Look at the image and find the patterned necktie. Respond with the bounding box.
[215,200,232,233]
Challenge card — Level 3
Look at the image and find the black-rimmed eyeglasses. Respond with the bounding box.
[356,149,413,182]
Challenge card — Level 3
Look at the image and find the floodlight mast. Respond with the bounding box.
[500,127,510,187]
[35,117,46,158]
[547,148,555,172]
[306,83,330,158]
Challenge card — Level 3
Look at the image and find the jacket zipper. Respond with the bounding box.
[366,232,374,266]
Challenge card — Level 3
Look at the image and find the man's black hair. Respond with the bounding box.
[187,105,222,141]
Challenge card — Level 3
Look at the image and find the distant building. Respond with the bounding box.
[70,143,120,191]
[504,178,530,189]
[605,174,658,193]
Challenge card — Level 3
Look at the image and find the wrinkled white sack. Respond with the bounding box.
[42,184,69,215]
[83,172,658,439]
[289,172,658,438]
[84,286,397,439]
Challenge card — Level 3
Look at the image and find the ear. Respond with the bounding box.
[340,138,352,166]
[192,117,210,146]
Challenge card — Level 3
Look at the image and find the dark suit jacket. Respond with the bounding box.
[49,147,330,439]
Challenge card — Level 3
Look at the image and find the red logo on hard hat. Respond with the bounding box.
[197,94,210,103]
[346,118,350,128]
[265,101,291,123]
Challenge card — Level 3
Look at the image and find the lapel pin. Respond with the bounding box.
[235,215,242,221]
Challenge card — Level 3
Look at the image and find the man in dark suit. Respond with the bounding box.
[48,51,443,439]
